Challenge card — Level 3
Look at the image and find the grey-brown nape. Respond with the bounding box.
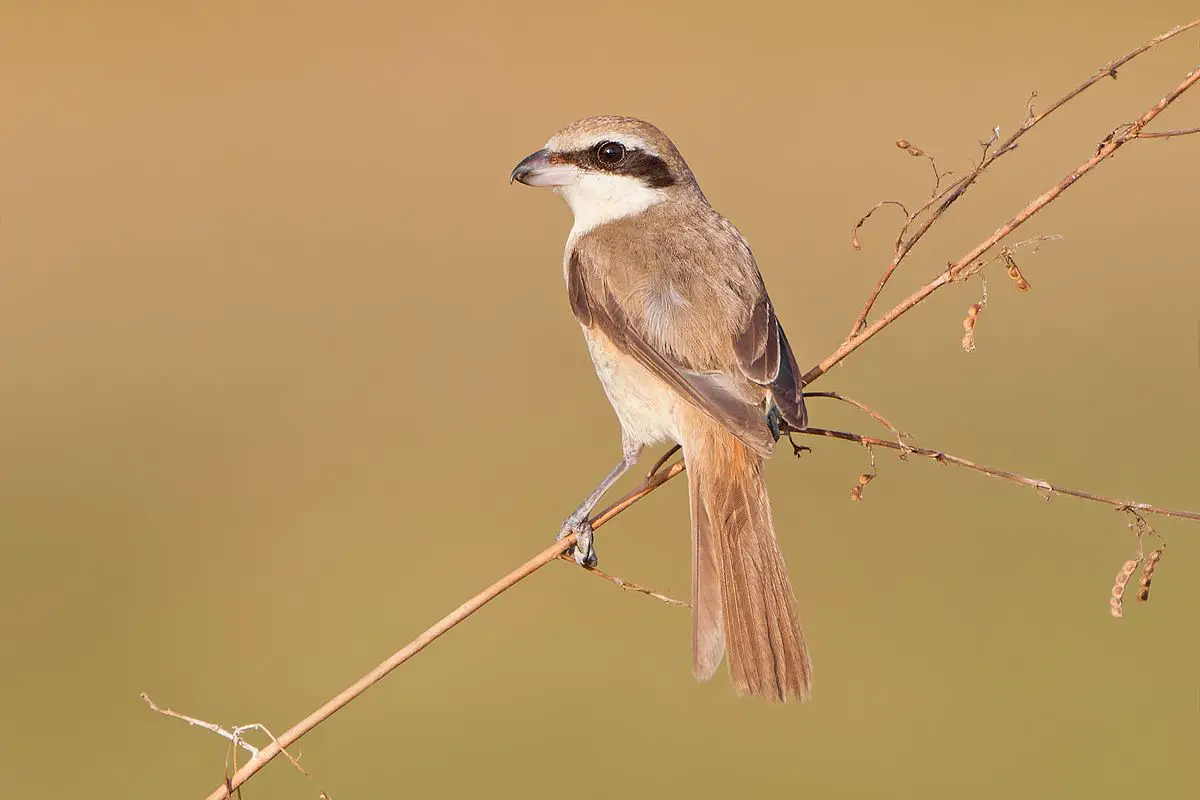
[554,147,677,188]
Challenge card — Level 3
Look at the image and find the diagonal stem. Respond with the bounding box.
[793,427,1200,521]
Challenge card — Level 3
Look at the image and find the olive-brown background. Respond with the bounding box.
[2,1,1198,797]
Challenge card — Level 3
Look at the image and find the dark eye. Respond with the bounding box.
[594,141,626,166]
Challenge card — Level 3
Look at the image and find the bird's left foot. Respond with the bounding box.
[557,513,597,568]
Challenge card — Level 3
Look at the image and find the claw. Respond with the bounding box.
[557,515,597,568]
[573,522,597,568]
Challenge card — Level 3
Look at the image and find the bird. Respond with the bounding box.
[511,116,811,702]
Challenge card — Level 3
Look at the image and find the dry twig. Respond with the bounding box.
[803,391,910,452]
[791,427,1200,521]
[1136,126,1200,139]
[143,694,330,798]
[561,556,689,607]
[142,693,262,759]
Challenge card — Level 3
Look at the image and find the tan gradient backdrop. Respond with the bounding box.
[2,1,1198,797]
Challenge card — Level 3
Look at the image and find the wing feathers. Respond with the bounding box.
[771,324,807,431]
[733,296,780,385]
[567,250,775,456]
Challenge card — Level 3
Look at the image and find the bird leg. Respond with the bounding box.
[558,443,643,567]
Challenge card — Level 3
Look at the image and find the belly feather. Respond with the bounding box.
[582,327,682,447]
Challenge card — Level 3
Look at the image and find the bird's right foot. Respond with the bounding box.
[557,513,597,568]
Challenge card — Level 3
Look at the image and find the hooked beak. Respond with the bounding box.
[510,149,580,187]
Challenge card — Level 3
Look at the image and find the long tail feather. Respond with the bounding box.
[685,416,811,702]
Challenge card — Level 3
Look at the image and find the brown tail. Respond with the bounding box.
[685,415,811,702]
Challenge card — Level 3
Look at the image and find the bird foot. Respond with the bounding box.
[557,514,597,568]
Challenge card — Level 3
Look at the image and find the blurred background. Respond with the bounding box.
[2,1,1198,797]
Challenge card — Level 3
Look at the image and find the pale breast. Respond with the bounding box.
[582,326,683,448]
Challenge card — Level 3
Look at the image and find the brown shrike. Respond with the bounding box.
[512,116,811,702]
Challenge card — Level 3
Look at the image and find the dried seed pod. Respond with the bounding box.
[895,139,910,149]
[1137,547,1164,602]
[849,472,875,502]
[1110,558,1141,618]
[1005,258,1032,292]
[961,302,984,352]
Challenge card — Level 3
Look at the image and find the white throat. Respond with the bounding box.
[558,173,666,239]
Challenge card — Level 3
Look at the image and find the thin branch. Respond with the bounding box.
[803,391,910,450]
[845,18,1200,337]
[792,427,1200,521]
[807,59,1200,387]
[561,556,689,607]
[1137,126,1200,139]
[646,444,682,478]
[851,200,910,252]
[141,693,260,758]
[143,694,332,799]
